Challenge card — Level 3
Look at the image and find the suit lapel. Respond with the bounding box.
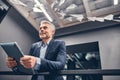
[45,39,54,59]
[35,42,42,57]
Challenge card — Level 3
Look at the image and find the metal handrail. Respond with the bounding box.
[0,69,120,76]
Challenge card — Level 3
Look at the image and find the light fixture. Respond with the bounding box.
[33,0,53,22]
[88,14,113,22]
[113,0,118,5]
[39,4,53,22]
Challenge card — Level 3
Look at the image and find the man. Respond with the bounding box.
[6,20,66,80]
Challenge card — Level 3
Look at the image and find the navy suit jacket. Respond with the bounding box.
[30,39,66,80]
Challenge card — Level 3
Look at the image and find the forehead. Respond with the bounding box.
[40,23,50,27]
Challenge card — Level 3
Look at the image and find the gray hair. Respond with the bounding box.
[40,20,56,31]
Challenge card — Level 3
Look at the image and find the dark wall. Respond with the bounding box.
[56,25,120,80]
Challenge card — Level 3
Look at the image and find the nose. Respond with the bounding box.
[39,29,45,34]
[40,27,44,31]
[39,27,44,32]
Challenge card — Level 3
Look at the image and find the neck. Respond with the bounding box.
[42,38,52,44]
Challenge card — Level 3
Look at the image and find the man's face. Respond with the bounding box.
[39,23,54,39]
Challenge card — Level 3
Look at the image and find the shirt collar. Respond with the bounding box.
[41,39,52,47]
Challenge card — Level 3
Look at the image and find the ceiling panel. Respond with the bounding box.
[2,0,120,30]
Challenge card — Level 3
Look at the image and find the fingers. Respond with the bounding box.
[6,61,17,68]
[21,62,33,68]
[20,55,31,65]
[6,56,37,69]
[20,55,37,68]
[20,59,32,66]
[20,55,31,61]
[7,57,14,61]
[6,57,17,68]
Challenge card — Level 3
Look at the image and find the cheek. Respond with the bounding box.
[46,33,50,37]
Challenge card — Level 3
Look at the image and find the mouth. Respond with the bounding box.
[40,32,46,35]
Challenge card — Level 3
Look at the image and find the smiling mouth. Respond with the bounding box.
[40,33,46,35]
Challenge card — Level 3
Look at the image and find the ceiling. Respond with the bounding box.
[1,0,120,31]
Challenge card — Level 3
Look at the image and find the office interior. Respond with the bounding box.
[0,0,120,80]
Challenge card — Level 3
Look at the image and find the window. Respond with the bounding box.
[0,0,10,23]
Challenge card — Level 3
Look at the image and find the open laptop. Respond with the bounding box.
[0,42,35,74]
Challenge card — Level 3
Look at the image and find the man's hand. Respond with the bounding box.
[20,55,37,68]
[6,57,17,68]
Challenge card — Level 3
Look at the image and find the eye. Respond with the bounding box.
[39,27,42,30]
[43,26,48,29]
[39,26,48,30]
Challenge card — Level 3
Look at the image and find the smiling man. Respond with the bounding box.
[6,20,66,80]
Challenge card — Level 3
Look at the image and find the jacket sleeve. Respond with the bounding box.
[39,41,66,72]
